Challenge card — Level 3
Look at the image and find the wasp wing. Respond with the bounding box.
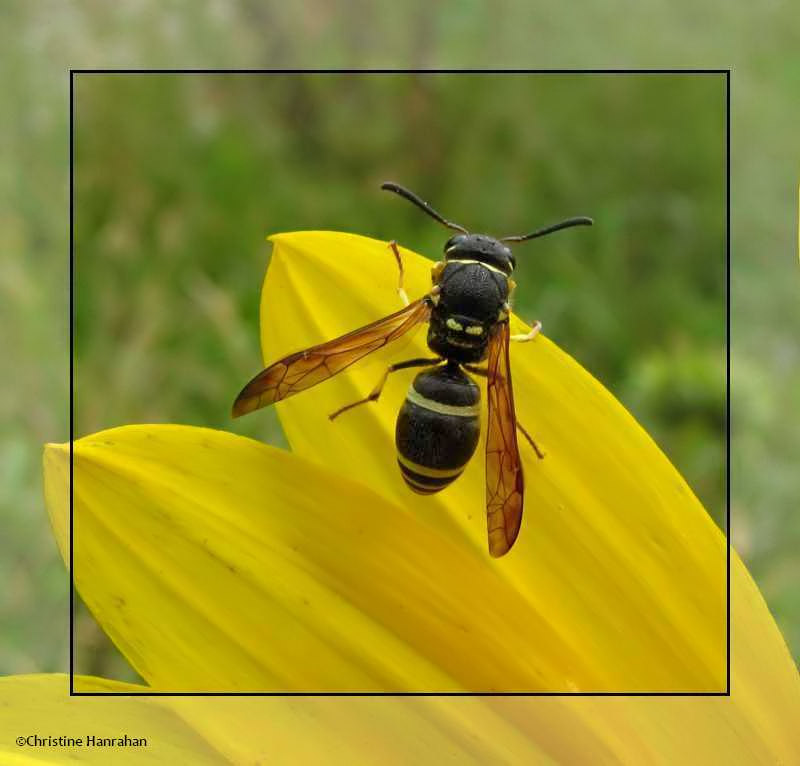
[232,297,432,417]
[485,321,524,557]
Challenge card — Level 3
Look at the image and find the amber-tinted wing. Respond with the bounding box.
[485,321,524,557]
[232,297,432,417]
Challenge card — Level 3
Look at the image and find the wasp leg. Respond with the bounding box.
[329,357,442,420]
[517,421,546,460]
[465,365,543,457]
[511,320,542,343]
[466,363,545,457]
[388,240,410,307]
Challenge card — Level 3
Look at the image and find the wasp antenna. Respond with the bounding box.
[501,216,593,243]
[381,182,468,234]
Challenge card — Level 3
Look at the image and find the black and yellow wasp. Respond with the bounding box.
[233,183,592,556]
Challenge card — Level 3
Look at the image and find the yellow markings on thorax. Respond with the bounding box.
[435,257,512,326]
[446,317,483,335]
[446,317,464,331]
[406,386,481,418]
[397,453,464,479]
[445,257,508,276]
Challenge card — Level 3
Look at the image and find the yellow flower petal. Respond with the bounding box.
[164,694,548,764]
[0,674,226,764]
[6,659,799,765]
[258,231,725,690]
[48,425,624,691]
[166,662,800,766]
[33,418,800,756]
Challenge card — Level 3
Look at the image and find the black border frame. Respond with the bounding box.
[69,68,731,697]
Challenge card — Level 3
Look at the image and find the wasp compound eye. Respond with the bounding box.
[444,234,466,253]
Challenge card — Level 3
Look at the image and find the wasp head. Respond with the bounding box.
[443,233,516,275]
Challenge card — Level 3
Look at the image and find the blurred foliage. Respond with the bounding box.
[1,1,797,683]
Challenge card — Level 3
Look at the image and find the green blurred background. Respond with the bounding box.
[1,2,797,683]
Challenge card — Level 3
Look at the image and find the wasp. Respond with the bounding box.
[233,183,592,556]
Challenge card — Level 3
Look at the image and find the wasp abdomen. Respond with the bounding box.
[395,365,480,494]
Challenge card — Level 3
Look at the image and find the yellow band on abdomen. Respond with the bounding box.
[397,453,465,479]
[405,386,481,418]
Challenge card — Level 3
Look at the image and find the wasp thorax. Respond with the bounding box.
[395,364,481,495]
[443,233,515,274]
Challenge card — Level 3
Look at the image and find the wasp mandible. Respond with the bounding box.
[233,183,592,556]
